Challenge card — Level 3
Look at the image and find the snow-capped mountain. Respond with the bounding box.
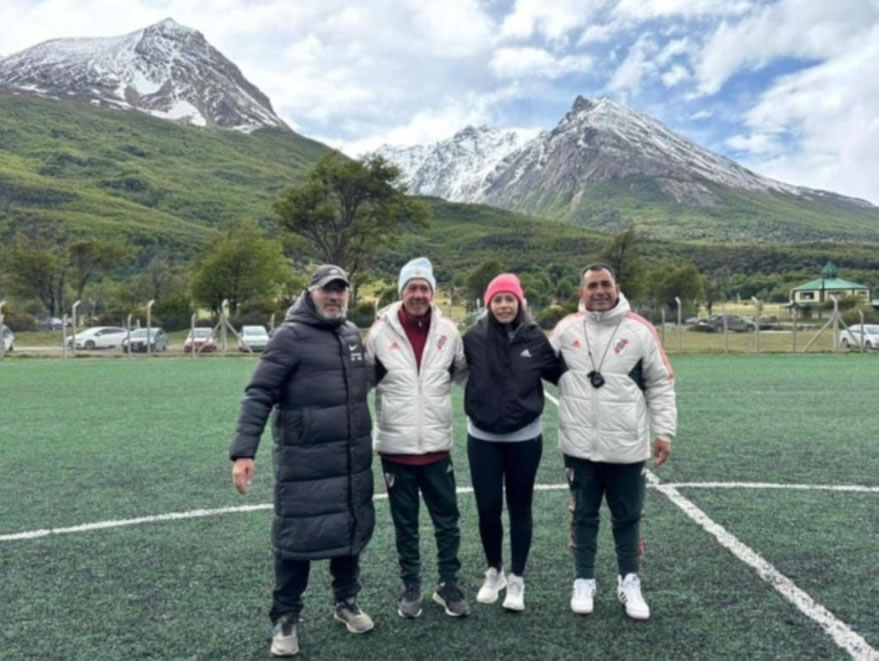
[372,126,530,200]
[376,96,872,214]
[0,18,286,132]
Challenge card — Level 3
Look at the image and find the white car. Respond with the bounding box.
[841,324,879,350]
[239,325,270,352]
[67,326,129,350]
[2,324,14,353]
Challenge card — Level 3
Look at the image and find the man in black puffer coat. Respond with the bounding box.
[230,264,375,657]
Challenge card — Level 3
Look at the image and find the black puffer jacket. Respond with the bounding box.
[463,313,562,435]
[230,293,374,560]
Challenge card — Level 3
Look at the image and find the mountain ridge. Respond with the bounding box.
[0,18,286,133]
[372,96,879,242]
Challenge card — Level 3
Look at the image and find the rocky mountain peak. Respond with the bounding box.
[0,19,287,133]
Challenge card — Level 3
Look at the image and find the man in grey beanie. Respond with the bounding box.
[366,257,470,620]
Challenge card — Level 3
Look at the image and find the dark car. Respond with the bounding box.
[122,328,168,353]
[694,315,758,333]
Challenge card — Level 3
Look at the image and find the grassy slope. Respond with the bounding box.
[513,175,879,243]
[0,94,330,251]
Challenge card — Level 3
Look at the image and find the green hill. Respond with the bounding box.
[1,94,877,294]
[0,94,330,253]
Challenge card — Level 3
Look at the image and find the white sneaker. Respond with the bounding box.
[617,573,650,620]
[570,578,596,615]
[476,567,507,604]
[502,574,525,611]
[270,614,299,656]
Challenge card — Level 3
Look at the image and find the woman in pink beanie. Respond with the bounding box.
[463,273,562,612]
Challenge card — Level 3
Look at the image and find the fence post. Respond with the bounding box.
[146,300,155,357]
[830,296,840,352]
[71,300,81,356]
[191,313,198,359]
[660,308,666,346]
[125,314,132,358]
[62,314,69,359]
[221,299,229,355]
[674,297,682,353]
[858,310,866,352]
[791,307,798,353]
[751,296,762,353]
[0,300,5,360]
[269,313,276,335]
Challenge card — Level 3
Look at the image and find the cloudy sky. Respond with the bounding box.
[3,0,879,203]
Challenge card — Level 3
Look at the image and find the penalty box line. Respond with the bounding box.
[544,389,878,661]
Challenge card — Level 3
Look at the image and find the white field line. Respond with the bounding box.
[546,389,878,660]
[648,473,879,661]
[4,391,879,657]
[0,485,570,543]
[664,482,879,493]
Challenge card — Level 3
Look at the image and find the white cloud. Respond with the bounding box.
[490,47,592,79]
[734,25,879,202]
[689,109,713,120]
[661,64,690,87]
[615,0,753,21]
[501,0,609,43]
[693,0,879,95]
[725,133,780,155]
[608,34,657,93]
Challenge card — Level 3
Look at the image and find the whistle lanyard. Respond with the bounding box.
[583,318,624,375]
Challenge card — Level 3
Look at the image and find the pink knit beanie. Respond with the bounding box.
[484,273,525,307]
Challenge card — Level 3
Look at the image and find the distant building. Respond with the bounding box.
[789,262,870,309]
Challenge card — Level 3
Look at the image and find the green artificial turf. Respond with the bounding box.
[1,355,877,660]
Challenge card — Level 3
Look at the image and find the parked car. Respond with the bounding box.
[184,327,217,353]
[841,324,879,350]
[694,315,758,333]
[122,328,168,353]
[38,317,66,331]
[238,325,270,352]
[2,324,14,353]
[67,326,128,350]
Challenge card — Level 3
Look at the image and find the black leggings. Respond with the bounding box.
[467,434,542,576]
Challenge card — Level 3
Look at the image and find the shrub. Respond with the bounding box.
[536,304,577,330]
[1,307,37,332]
[348,301,377,330]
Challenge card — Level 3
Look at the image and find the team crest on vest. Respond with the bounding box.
[571,339,581,348]
[384,472,395,489]
[613,338,629,355]
[437,334,447,351]
[389,341,401,351]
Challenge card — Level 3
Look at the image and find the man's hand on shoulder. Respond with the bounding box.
[233,458,255,494]
[653,439,671,467]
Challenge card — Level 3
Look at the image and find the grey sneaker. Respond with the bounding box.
[333,599,375,634]
[270,614,299,657]
[398,583,423,619]
[433,580,470,617]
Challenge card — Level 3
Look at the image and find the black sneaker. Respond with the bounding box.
[398,583,423,619]
[271,613,299,657]
[333,599,375,634]
[432,580,470,617]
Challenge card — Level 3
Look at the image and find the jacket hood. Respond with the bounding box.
[284,291,346,329]
[579,291,632,325]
